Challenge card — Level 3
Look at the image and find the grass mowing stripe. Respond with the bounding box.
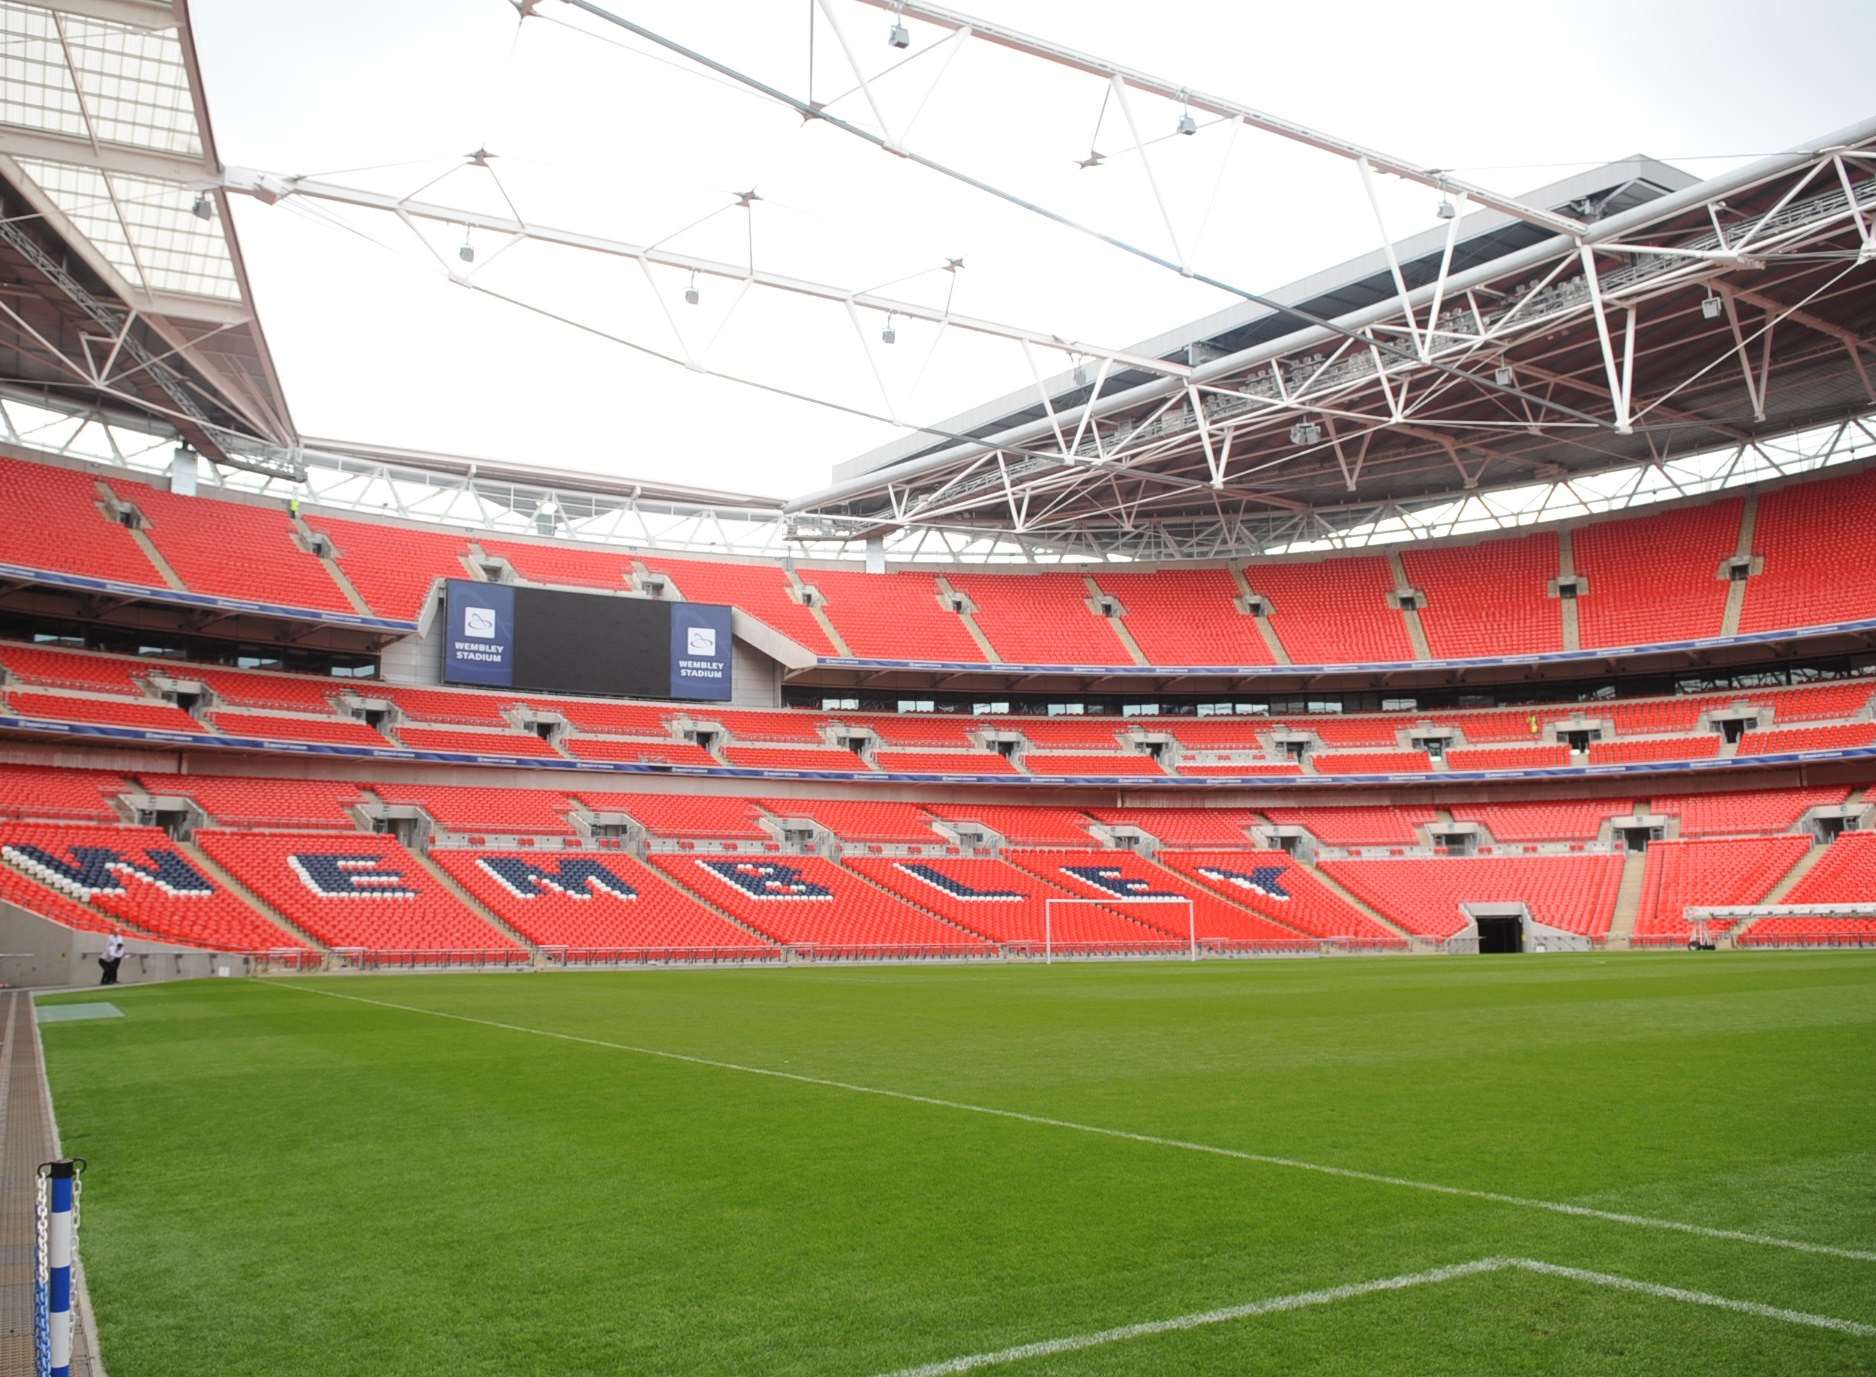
[278,980,1876,1265]
[871,1257,1876,1376]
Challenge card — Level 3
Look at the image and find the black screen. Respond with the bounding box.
[507,585,669,698]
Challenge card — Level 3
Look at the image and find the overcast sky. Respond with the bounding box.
[192,0,1876,500]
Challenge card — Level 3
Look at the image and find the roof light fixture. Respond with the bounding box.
[1701,292,1724,320]
[1494,365,1514,387]
[1437,195,1456,220]
[881,314,897,345]
[1175,91,1197,136]
[191,193,213,221]
[685,271,701,306]
[1289,420,1322,446]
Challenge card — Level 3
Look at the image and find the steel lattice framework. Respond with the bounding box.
[0,0,1871,563]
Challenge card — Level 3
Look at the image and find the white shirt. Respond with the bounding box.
[105,935,125,960]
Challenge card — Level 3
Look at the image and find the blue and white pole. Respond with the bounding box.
[38,1159,77,1377]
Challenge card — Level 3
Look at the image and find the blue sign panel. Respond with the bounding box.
[443,580,515,687]
[670,602,733,701]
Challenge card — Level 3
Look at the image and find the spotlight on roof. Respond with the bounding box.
[684,272,700,306]
[191,193,213,221]
[1494,365,1514,387]
[1176,112,1197,136]
[458,239,475,264]
[1289,420,1323,446]
[888,19,909,47]
[881,315,896,345]
[1700,292,1724,320]
[1437,196,1456,220]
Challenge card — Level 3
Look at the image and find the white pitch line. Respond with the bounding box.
[872,1257,1876,1376]
[874,1259,1506,1377]
[276,982,1876,1263]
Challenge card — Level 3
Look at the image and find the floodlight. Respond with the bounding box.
[1289,421,1322,446]
[1494,365,1514,386]
[1176,112,1197,136]
[1437,197,1456,220]
[1700,293,1724,320]
[458,241,475,264]
[888,20,909,47]
[191,193,213,221]
[881,316,896,345]
[685,272,700,306]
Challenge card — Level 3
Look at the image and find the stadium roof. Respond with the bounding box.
[0,0,296,473]
[0,0,1871,564]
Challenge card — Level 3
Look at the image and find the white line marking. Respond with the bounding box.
[276,982,1876,1263]
[1507,1259,1876,1338]
[875,1259,1505,1377]
[871,1257,1876,1376]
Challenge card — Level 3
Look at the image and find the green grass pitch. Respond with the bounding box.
[37,953,1876,1375]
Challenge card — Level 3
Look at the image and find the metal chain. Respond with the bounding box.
[34,1167,50,1377]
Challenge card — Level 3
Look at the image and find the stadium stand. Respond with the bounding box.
[0,456,165,588]
[1318,854,1625,939]
[1739,467,1876,634]
[1445,799,1633,842]
[141,775,366,829]
[846,856,1179,949]
[947,573,1131,664]
[1313,750,1433,774]
[1573,499,1742,648]
[368,783,579,835]
[1012,718,1138,749]
[0,765,130,821]
[1177,762,1308,777]
[0,644,150,695]
[811,569,986,662]
[1773,829,1876,906]
[1090,569,1274,665]
[1402,532,1562,658]
[566,738,718,767]
[1278,716,1405,747]
[1631,836,1811,945]
[114,481,355,613]
[1007,850,1304,944]
[1022,753,1166,777]
[1248,556,1415,663]
[548,700,680,735]
[651,853,986,951]
[1087,808,1260,848]
[711,711,830,743]
[189,668,345,713]
[924,804,1098,847]
[398,726,565,758]
[849,715,981,746]
[1763,680,1876,721]
[1155,851,1404,945]
[1736,723,1876,755]
[1648,786,1850,837]
[478,540,633,590]
[6,691,208,735]
[873,749,1015,775]
[755,799,940,844]
[1262,805,1430,846]
[641,555,837,656]
[1445,746,1574,771]
[433,849,772,957]
[303,515,470,621]
[576,792,770,839]
[210,713,389,748]
[195,831,523,954]
[722,745,866,772]
[380,686,517,728]
[1588,736,1720,764]
[0,823,304,951]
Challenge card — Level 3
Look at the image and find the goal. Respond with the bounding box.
[1042,897,1198,963]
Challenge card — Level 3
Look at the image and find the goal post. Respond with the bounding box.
[1042,897,1198,963]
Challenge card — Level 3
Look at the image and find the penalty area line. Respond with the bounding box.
[871,1257,1876,1376]
[274,982,1876,1264]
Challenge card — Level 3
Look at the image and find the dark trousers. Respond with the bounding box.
[99,957,122,986]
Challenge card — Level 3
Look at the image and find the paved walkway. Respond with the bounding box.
[0,993,98,1376]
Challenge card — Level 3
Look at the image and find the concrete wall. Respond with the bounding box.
[0,902,248,989]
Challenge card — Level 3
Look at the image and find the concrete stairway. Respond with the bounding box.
[180,839,327,950]
[1608,849,1651,947]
